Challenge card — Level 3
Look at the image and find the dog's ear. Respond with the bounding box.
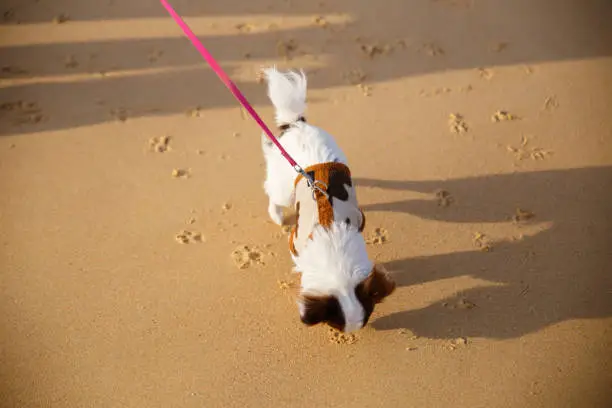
[361,266,396,304]
[298,294,342,326]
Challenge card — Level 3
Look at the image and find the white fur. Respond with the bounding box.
[265,67,308,126]
[261,67,372,333]
[294,223,372,332]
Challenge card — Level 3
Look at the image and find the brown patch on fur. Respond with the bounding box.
[353,266,396,327]
[299,294,345,330]
[294,201,301,237]
[279,116,306,133]
[289,227,298,256]
[294,162,353,228]
[293,162,351,188]
[316,189,334,227]
[360,266,396,304]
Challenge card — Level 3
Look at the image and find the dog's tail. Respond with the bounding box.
[263,67,307,127]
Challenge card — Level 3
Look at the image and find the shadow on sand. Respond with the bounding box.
[1,0,611,135]
[352,166,612,339]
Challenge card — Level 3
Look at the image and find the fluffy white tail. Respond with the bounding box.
[264,67,307,126]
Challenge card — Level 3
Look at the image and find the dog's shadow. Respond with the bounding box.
[355,166,612,340]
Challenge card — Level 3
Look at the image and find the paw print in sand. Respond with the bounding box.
[1,101,44,125]
[149,136,171,153]
[435,189,454,207]
[231,245,264,269]
[328,328,358,344]
[448,113,468,134]
[365,227,389,245]
[175,230,203,244]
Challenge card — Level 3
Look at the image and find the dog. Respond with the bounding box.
[261,68,396,332]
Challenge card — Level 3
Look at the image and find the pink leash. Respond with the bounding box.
[159,0,314,184]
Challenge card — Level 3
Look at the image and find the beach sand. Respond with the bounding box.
[1,0,611,406]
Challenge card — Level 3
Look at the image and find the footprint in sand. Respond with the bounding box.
[543,96,559,111]
[477,67,494,80]
[506,136,553,161]
[1,65,28,77]
[446,337,468,350]
[473,232,493,252]
[53,14,70,24]
[512,208,535,224]
[187,106,203,117]
[276,39,299,60]
[343,69,368,85]
[149,136,171,153]
[365,227,389,245]
[491,110,518,122]
[175,230,204,244]
[341,69,372,95]
[328,328,358,344]
[148,49,164,63]
[171,168,190,178]
[110,108,128,122]
[419,87,452,97]
[435,189,454,207]
[443,298,477,310]
[359,42,393,59]
[420,42,445,57]
[277,279,299,293]
[231,245,265,269]
[64,55,79,68]
[490,42,509,53]
[1,101,44,125]
[3,9,15,22]
[448,113,468,134]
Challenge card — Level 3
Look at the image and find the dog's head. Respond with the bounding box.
[298,265,396,332]
[294,222,395,332]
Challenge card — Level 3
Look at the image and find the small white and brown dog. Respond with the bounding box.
[261,67,395,332]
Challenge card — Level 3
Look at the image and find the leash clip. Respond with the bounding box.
[309,180,329,201]
[293,165,329,200]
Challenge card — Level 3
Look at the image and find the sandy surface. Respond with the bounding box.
[1,0,612,407]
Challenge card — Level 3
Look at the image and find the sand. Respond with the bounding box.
[1,0,612,407]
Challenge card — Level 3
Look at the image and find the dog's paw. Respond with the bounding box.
[268,203,284,226]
